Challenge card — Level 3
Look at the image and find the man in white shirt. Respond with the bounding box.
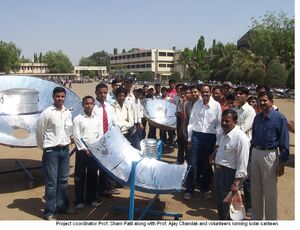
[93,82,119,196]
[130,87,144,150]
[73,96,101,209]
[234,86,256,216]
[107,78,123,106]
[184,84,222,200]
[211,109,250,220]
[36,87,73,220]
[234,87,256,140]
[112,87,134,141]
[124,77,134,107]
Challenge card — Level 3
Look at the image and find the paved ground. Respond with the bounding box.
[0,82,295,220]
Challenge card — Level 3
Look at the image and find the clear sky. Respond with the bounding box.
[1,0,295,65]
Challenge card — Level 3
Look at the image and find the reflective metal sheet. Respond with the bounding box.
[87,125,187,193]
[0,88,39,114]
[0,75,82,147]
[141,98,176,130]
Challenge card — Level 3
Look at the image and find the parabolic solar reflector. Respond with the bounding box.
[86,125,187,193]
[0,75,82,147]
[141,98,176,130]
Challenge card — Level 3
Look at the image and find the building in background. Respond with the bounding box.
[14,62,49,74]
[110,48,184,81]
[73,66,108,78]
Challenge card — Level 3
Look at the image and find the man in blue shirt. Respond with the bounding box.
[250,91,289,220]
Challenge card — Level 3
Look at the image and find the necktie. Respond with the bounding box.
[102,103,108,134]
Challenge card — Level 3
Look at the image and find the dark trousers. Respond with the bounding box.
[130,125,143,150]
[141,118,147,139]
[186,131,216,193]
[176,116,187,163]
[160,130,176,144]
[148,124,157,139]
[215,167,236,220]
[42,146,70,216]
[74,149,98,205]
[243,149,252,212]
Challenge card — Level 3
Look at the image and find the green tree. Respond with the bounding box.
[250,67,266,85]
[138,71,154,82]
[0,41,21,73]
[285,66,294,89]
[43,50,73,73]
[170,71,182,82]
[39,52,43,63]
[33,53,38,62]
[249,11,294,69]
[79,50,110,77]
[113,48,118,55]
[122,49,126,53]
[265,60,288,87]
[191,35,211,81]
[178,48,194,80]
[89,51,110,67]
[20,55,31,63]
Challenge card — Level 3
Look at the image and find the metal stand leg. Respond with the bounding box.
[111,141,183,220]
[129,161,137,220]
[15,160,35,188]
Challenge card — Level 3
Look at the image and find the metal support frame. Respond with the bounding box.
[112,140,182,220]
[0,147,76,188]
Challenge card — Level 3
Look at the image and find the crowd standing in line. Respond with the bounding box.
[36,78,291,221]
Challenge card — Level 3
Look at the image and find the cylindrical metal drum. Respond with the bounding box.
[0,88,39,114]
[140,138,157,158]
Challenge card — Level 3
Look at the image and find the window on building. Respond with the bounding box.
[159,52,166,56]
[167,64,174,68]
[146,64,151,68]
[141,53,146,57]
[159,64,166,67]
[127,55,130,59]
[141,64,145,68]
[147,52,151,56]
[136,64,140,68]
[167,52,174,57]
[131,54,136,58]
[122,55,126,59]
[137,53,141,58]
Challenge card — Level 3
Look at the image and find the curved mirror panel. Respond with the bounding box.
[141,98,176,130]
[0,75,82,147]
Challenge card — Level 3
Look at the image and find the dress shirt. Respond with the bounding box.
[93,100,114,134]
[215,126,250,179]
[183,100,196,140]
[73,112,102,151]
[36,105,73,149]
[112,102,134,134]
[187,97,222,142]
[131,96,143,124]
[106,91,116,106]
[252,109,290,162]
[234,102,256,140]
[125,92,135,108]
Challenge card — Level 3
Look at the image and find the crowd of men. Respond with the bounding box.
[36,78,291,221]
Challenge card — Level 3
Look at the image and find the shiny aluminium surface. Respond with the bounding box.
[141,98,176,130]
[0,75,82,147]
[86,125,187,193]
[0,88,39,114]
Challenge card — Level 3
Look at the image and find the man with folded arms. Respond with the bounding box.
[251,91,289,220]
